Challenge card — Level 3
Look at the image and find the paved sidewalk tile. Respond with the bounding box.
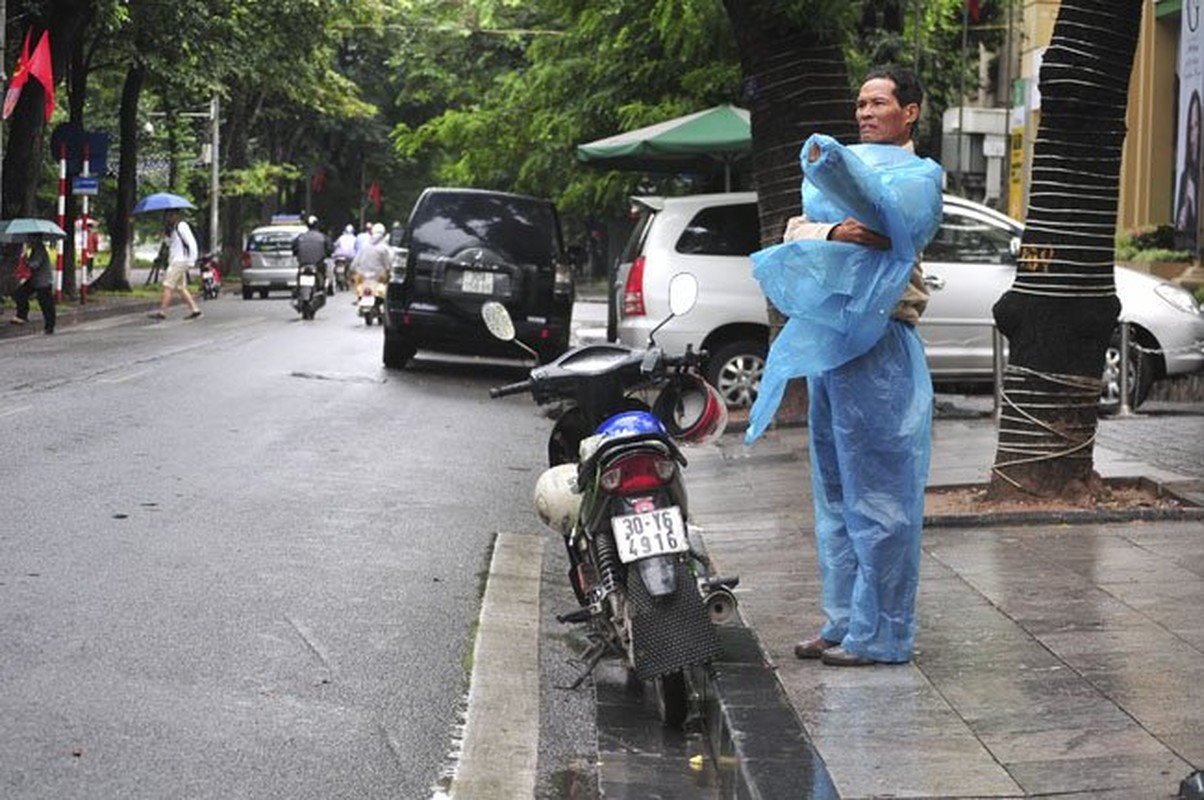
[690,421,1203,799]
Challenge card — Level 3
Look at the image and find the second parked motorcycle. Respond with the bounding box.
[484,273,736,728]
[197,252,221,300]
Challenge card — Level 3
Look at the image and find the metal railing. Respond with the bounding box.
[921,319,1204,422]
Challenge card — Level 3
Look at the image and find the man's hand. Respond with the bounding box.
[829,218,891,250]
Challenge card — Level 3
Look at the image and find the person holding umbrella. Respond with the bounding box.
[148,207,202,321]
[8,233,55,334]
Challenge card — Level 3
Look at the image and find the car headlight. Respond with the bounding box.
[1154,282,1202,316]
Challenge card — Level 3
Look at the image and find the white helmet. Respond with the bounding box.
[533,464,581,536]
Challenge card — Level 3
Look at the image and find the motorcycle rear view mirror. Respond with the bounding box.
[482,301,540,361]
[647,273,699,346]
[482,301,515,342]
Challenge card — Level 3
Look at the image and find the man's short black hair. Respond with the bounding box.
[864,65,924,110]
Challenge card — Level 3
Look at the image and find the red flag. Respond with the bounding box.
[2,30,33,119]
[310,165,327,194]
[367,180,382,213]
[967,0,980,22]
[28,31,55,122]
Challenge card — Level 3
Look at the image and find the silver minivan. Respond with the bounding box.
[615,192,1204,410]
[240,223,306,299]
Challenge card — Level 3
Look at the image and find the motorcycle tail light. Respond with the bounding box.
[622,256,646,317]
[599,452,675,493]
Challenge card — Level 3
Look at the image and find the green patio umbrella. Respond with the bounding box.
[576,104,751,191]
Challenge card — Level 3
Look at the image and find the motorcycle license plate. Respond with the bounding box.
[358,295,376,307]
[460,270,494,294]
[612,506,687,563]
[298,274,316,287]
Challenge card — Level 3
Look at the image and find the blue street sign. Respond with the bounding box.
[72,176,100,196]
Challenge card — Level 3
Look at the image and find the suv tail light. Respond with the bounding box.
[599,452,675,493]
[240,252,251,269]
[622,255,646,317]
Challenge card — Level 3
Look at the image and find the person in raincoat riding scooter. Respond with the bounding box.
[746,65,943,667]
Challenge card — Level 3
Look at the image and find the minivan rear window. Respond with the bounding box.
[619,206,657,265]
[408,192,560,267]
[675,204,760,256]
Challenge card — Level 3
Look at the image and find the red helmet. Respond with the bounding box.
[653,374,728,446]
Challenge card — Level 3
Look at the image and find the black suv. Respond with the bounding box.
[383,188,575,369]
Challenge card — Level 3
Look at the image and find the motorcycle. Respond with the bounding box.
[293,261,327,320]
[332,257,351,292]
[484,273,737,729]
[356,275,385,326]
[197,252,221,300]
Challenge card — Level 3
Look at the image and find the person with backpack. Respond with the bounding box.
[148,208,202,321]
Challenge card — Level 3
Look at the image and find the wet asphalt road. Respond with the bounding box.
[0,295,587,799]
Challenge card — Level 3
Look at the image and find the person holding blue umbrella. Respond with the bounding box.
[148,207,202,321]
[8,233,56,334]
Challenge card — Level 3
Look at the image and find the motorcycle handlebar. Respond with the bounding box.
[489,379,533,399]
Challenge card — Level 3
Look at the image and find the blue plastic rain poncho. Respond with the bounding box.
[745,134,943,442]
[749,135,943,663]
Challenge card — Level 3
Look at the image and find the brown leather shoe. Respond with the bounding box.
[820,647,877,667]
[793,635,839,659]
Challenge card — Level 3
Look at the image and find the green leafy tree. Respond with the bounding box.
[392,0,743,221]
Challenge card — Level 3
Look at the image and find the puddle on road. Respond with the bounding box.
[288,370,386,384]
[427,691,468,799]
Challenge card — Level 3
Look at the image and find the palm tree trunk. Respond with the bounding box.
[989,0,1143,500]
[722,1,857,422]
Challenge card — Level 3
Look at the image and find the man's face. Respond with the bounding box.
[856,77,918,146]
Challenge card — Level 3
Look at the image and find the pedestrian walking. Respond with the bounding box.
[9,234,56,334]
[751,65,943,667]
[149,208,202,321]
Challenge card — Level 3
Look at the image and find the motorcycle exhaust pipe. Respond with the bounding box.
[704,587,738,626]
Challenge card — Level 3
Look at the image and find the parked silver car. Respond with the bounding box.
[240,222,306,299]
[614,192,1204,410]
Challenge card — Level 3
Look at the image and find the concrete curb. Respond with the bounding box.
[708,625,839,799]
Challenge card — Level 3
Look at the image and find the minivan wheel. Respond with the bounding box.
[1100,329,1156,413]
[383,330,416,370]
[705,340,767,409]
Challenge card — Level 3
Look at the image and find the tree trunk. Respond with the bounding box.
[989,0,1142,501]
[721,1,858,423]
[92,64,144,293]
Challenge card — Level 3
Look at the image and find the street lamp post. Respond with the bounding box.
[208,96,219,255]
[148,96,220,253]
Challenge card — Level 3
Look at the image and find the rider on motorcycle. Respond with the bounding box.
[331,224,357,292]
[350,222,392,292]
[292,215,333,293]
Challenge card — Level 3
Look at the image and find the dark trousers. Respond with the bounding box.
[13,282,56,332]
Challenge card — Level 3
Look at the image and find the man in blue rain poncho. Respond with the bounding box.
[746,66,943,666]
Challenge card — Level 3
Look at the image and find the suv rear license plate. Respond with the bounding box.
[612,506,687,563]
[460,270,494,294]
